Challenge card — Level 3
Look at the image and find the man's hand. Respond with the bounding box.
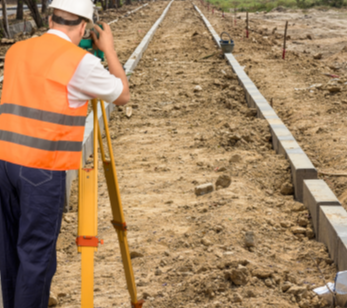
[90,22,115,55]
[91,21,130,106]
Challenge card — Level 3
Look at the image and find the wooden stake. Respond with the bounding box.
[282,21,288,60]
[246,11,249,38]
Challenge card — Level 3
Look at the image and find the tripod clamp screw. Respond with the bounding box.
[76,236,104,247]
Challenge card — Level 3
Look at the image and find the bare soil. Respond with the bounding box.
[205,5,347,211]
[52,1,336,308]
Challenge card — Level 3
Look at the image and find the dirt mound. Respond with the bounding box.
[324,46,347,72]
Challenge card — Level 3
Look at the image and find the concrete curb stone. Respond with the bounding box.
[304,180,341,235]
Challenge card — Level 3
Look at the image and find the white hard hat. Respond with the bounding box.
[49,0,94,29]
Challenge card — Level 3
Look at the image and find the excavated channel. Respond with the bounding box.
[53,2,336,307]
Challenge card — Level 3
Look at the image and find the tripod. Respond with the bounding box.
[76,99,144,308]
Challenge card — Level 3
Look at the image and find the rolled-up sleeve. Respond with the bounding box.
[67,53,124,108]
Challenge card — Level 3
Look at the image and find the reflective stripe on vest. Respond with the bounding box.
[0,34,88,171]
[0,103,86,126]
[0,130,82,152]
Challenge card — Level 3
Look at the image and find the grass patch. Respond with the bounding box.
[206,0,347,12]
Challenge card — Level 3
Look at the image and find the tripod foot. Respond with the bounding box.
[131,300,145,308]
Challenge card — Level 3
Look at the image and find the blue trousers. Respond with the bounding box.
[0,160,66,308]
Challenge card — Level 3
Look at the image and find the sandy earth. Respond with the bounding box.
[51,1,339,308]
[205,4,347,211]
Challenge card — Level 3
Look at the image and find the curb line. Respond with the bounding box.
[193,2,347,272]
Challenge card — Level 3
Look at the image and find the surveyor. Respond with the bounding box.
[0,0,129,307]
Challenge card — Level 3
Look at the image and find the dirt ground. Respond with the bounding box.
[52,1,337,308]
[205,4,347,210]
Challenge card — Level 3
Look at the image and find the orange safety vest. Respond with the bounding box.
[0,33,88,170]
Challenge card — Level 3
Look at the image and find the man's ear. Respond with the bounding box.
[48,16,53,29]
[80,22,87,38]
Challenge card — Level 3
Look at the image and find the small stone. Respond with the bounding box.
[125,106,133,118]
[155,269,162,276]
[197,265,209,273]
[1,38,15,44]
[226,268,249,286]
[130,251,144,259]
[201,238,213,246]
[311,83,323,89]
[306,228,315,239]
[286,285,307,295]
[327,85,341,93]
[159,259,167,267]
[215,175,231,189]
[313,53,322,60]
[57,293,67,298]
[291,203,305,212]
[195,183,214,196]
[213,301,222,308]
[244,231,255,248]
[232,293,243,303]
[280,182,294,195]
[136,279,147,287]
[214,225,223,233]
[291,226,306,234]
[48,293,58,306]
[142,291,152,299]
[194,85,202,92]
[164,250,170,257]
[252,268,273,279]
[230,134,241,141]
[63,215,72,223]
[298,299,311,308]
[280,221,291,228]
[298,217,308,227]
[229,154,242,163]
[282,281,292,292]
[214,79,222,86]
[245,289,256,297]
[264,278,273,288]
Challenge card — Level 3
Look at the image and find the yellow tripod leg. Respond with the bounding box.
[77,99,99,308]
[98,100,144,308]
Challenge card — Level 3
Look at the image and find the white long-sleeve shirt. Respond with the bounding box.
[48,29,124,108]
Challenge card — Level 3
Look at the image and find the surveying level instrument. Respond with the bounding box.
[77,99,144,308]
[79,29,105,61]
[79,8,105,61]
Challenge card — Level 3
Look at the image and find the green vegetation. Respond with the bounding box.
[206,0,346,12]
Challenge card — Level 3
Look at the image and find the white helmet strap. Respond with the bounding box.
[52,14,85,26]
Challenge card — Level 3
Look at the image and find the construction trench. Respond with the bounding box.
[2,1,347,308]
